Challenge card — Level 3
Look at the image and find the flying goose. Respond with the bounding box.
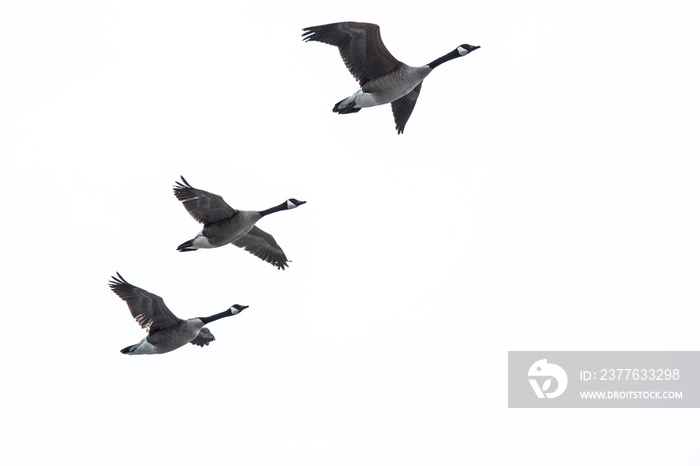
[109,272,248,355]
[174,176,305,270]
[302,22,480,134]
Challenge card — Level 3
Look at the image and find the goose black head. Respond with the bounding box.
[286,198,307,209]
[229,304,249,315]
[457,44,480,56]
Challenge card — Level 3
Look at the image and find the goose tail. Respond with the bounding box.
[333,93,362,114]
[121,344,138,354]
[177,239,197,252]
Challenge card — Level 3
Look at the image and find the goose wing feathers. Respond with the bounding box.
[232,226,289,270]
[302,22,403,87]
[190,327,215,347]
[391,82,422,134]
[173,176,238,224]
[109,273,180,332]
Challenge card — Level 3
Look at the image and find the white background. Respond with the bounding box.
[1,1,699,464]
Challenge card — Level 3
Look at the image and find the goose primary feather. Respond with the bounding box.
[302,21,480,134]
[174,176,305,270]
[108,272,248,355]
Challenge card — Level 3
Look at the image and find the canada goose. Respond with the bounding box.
[109,272,248,355]
[302,22,480,134]
[174,176,305,270]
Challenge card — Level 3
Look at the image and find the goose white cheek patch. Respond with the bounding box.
[287,200,297,209]
[458,46,468,56]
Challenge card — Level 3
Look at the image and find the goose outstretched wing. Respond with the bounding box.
[109,272,180,332]
[303,22,403,87]
[190,327,215,347]
[391,82,422,134]
[232,226,289,270]
[173,176,238,224]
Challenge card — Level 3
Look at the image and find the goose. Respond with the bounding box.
[108,272,248,355]
[302,22,480,134]
[174,176,305,270]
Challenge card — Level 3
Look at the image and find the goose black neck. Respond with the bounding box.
[200,309,233,325]
[258,201,288,217]
[427,49,461,69]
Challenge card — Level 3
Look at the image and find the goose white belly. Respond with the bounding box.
[127,337,159,355]
[192,232,215,249]
[355,90,395,108]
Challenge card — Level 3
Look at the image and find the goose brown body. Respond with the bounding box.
[109,272,248,355]
[174,176,305,270]
[303,21,479,133]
